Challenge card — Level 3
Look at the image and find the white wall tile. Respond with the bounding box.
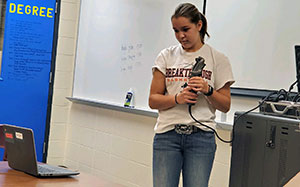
[93,150,111,172]
[55,54,75,72]
[110,110,156,143]
[108,155,133,180]
[94,131,112,153]
[47,141,66,158]
[91,168,110,179]
[111,135,152,166]
[214,129,232,165]
[53,71,73,89]
[66,125,81,143]
[64,158,79,170]
[58,19,77,38]
[61,0,80,4]
[110,136,133,160]
[108,155,143,182]
[52,88,71,106]
[77,146,94,167]
[209,162,230,187]
[78,127,96,148]
[49,123,67,141]
[126,163,152,187]
[47,157,64,166]
[78,162,93,174]
[69,104,97,129]
[60,2,80,21]
[50,105,69,123]
[93,107,116,133]
[57,37,76,55]
[65,142,81,162]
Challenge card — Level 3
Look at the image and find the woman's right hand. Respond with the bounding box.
[176,85,198,104]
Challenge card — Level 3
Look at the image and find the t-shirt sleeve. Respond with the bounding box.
[214,53,235,90]
[152,50,167,75]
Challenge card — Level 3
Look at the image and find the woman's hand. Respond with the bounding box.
[188,76,210,95]
[176,77,209,104]
[178,76,232,113]
[176,88,197,104]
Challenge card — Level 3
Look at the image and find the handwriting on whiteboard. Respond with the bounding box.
[120,43,143,72]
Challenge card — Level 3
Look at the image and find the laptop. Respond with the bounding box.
[3,124,80,177]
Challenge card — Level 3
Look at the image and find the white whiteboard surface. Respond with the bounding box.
[73,0,203,110]
[206,0,299,91]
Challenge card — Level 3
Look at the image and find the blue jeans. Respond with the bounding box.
[153,129,216,187]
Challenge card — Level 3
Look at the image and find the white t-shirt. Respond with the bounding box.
[152,44,235,133]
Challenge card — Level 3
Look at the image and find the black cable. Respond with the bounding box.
[293,95,300,102]
[232,92,277,125]
[288,80,298,93]
[188,78,298,143]
[297,74,300,92]
[188,91,278,144]
[274,89,288,101]
[292,93,300,102]
[188,104,232,143]
[287,80,298,101]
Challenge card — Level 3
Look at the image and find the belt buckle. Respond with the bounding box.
[175,124,193,135]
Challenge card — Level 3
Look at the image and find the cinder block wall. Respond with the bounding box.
[47,0,79,165]
[47,0,260,186]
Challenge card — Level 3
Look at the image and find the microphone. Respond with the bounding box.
[183,56,206,105]
[190,56,206,79]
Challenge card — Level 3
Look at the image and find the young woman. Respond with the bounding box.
[148,3,235,187]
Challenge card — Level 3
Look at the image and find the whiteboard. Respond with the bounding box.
[73,0,203,110]
[206,0,299,91]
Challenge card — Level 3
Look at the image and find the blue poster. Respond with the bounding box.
[0,0,56,161]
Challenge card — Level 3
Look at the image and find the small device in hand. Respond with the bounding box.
[183,56,206,90]
[190,56,206,78]
[183,56,206,105]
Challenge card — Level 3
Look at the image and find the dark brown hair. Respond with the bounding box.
[172,3,210,43]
